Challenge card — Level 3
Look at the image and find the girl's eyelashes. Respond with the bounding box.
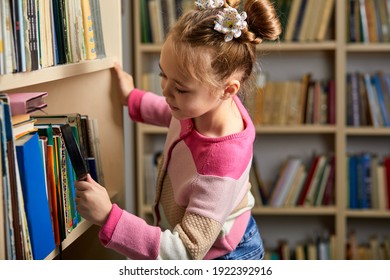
[158,71,189,94]
[176,88,187,94]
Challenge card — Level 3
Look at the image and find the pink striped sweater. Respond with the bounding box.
[99,89,256,259]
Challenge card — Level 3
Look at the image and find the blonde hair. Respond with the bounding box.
[167,0,281,95]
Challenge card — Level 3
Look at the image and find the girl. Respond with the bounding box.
[75,0,281,260]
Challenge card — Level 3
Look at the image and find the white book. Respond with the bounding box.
[1,0,16,73]
[148,0,165,44]
[284,164,305,207]
[269,158,302,207]
[165,0,176,29]
[376,165,387,210]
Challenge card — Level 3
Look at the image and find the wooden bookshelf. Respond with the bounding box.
[132,0,390,259]
[0,0,125,260]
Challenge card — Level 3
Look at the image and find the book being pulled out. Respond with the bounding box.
[8,92,48,116]
[60,124,88,181]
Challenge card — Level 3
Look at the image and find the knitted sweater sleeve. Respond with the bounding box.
[128,89,171,127]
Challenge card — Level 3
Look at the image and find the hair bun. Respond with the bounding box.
[244,0,281,43]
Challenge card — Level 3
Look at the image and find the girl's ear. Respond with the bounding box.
[221,79,240,100]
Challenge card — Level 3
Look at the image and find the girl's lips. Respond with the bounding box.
[167,102,179,111]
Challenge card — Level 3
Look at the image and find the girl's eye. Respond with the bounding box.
[159,72,166,78]
[176,88,187,94]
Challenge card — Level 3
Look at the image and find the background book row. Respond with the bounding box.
[264,230,336,260]
[346,231,390,260]
[347,71,390,127]
[0,0,105,75]
[347,0,390,43]
[0,93,104,260]
[251,153,335,208]
[140,0,335,44]
[265,231,390,260]
[275,0,335,42]
[140,0,193,44]
[347,152,390,210]
[245,73,336,126]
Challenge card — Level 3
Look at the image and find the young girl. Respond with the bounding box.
[75,0,281,260]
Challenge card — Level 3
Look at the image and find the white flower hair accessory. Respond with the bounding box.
[195,0,224,10]
[214,7,247,42]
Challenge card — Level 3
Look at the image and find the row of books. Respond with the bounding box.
[347,231,390,260]
[266,232,390,260]
[0,0,105,75]
[276,0,335,42]
[251,154,335,208]
[140,0,193,44]
[264,231,336,260]
[347,71,390,127]
[246,74,336,126]
[347,0,390,43]
[347,153,390,210]
[0,92,104,260]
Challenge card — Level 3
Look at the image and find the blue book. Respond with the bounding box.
[348,155,359,209]
[16,132,56,260]
[357,153,371,209]
[372,74,390,126]
[364,73,380,127]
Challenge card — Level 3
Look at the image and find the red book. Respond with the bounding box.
[322,155,335,205]
[327,79,336,125]
[7,92,48,116]
[384,157,390,209]
[297,155,321,205]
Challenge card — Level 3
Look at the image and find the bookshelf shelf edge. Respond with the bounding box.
[0,57,116,91]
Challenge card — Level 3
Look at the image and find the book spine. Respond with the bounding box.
[81,0,96,60]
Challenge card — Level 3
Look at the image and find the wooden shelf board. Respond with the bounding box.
[346,127,390,136]
[259,41,337,51]
[346,44,390,52]
[45,219,93,260]
[138,42,338,53]
[345,210,390,218]
[0,57,116,91]
[255,125,336,134]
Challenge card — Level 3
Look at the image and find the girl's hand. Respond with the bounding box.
[114,62,135,106]
[75,174,113,227]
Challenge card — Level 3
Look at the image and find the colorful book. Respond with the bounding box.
[81,0,97,60]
